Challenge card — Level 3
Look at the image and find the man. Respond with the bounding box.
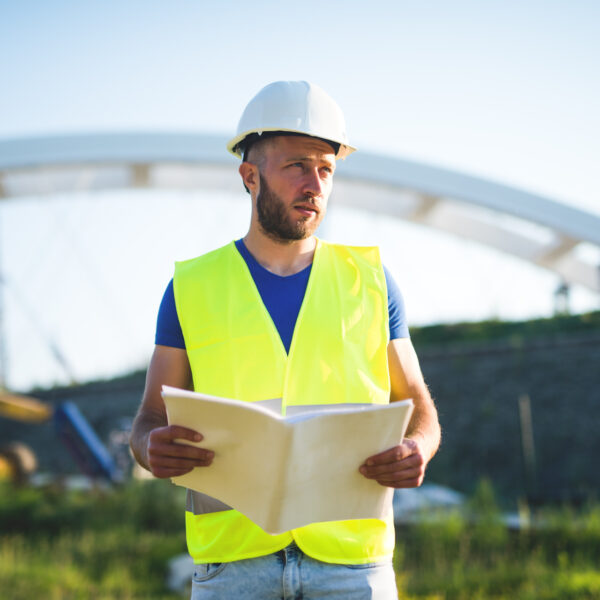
[130,80,440,599]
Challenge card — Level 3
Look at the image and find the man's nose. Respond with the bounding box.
[302,168,325,197]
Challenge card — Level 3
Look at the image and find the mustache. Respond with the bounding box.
[294,197,321,212]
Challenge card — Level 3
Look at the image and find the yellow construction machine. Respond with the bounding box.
[0,391,50,483]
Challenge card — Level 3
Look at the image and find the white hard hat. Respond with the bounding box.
[227,80,356,160]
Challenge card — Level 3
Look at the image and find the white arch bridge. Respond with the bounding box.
[1,132,599,294]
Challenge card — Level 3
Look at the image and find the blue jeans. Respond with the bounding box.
[191,542,398,599]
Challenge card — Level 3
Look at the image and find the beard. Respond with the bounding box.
[256,173,323,243]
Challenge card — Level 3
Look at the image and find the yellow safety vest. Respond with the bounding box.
[173,239,394,564]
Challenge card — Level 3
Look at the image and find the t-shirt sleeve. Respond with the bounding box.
[383,265,410,339]
[155,278,186,349]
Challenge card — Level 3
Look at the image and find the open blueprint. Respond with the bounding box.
[162,385,413,534]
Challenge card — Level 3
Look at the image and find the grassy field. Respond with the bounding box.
[395,481,600,599]
[1,480,599,599]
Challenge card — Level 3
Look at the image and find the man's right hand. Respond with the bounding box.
[146,425,214,478]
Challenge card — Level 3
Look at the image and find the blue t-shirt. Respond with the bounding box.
[156,240,409,353]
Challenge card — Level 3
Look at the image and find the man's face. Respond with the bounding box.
[253,136,336,243]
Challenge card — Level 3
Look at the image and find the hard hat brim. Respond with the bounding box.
[226,128,356,161]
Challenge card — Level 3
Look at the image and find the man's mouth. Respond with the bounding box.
[293,203,319,217]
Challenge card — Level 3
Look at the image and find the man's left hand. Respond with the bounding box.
[359,438,426,488]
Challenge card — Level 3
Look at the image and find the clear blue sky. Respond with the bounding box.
[1,0,599,389]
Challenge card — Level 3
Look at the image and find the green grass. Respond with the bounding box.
[394,482,600,599]
[1,479,599,599]
[0,530,184,599]
[0,480,187,599]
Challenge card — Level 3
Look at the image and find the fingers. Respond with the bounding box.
[147,425,214,478]
[361,452,424,477]
[359,439,426,489]
[364,439,418,465]
[148,461,204,479]
[151,425,203,443]
[366,463,425,488]
[148,441,214,466]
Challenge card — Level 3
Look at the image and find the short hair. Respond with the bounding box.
[239,132,340,195]
[239,131,340,162]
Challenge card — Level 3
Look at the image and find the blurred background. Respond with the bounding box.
[1,0,598,391]
[1,2,600,597]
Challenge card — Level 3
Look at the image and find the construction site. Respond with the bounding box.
[1,130,599,598]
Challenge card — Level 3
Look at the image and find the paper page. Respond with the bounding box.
[282,403,375,423]
[163,387,291,529]
[252,399,373,420]
[163,387,413,535]
[272,400,414,533]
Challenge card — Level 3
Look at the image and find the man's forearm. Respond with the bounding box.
[405,389,441,464]
[130,410,167,471]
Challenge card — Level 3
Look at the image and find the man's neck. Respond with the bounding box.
[242,231,317,276]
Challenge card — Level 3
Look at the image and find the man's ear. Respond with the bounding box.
[239,162,259,195]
